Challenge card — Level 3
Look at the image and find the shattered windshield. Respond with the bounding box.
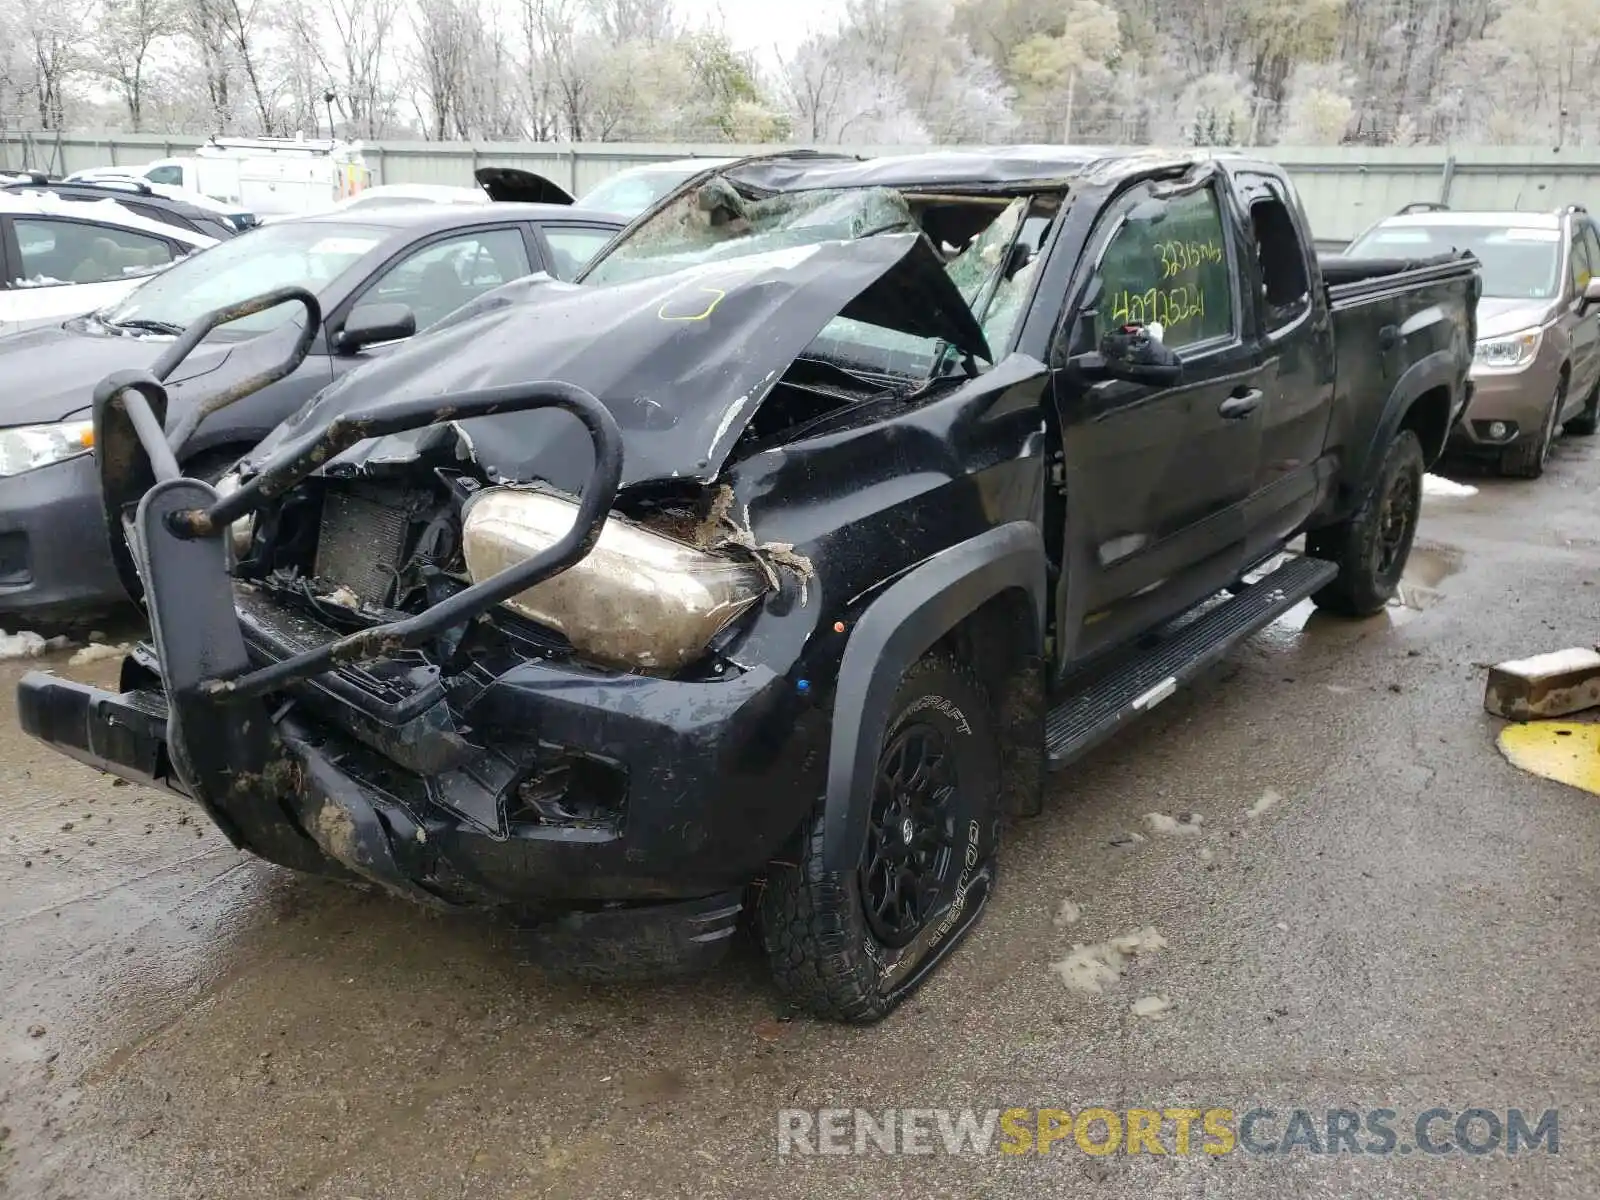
[584,179,1044,376]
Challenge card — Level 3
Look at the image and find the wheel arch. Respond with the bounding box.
[1346,349,1463,493]
[821,521,1047,873]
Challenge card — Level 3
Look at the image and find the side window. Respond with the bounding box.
[540,225,617,280]
[1246,184,1310,332]
[1571,224,1596,295]
[1582,225,1600,293]
[145,165,184,187]
[351,228,532,331]
[1084,184,1235,353]
[11,218,174,288]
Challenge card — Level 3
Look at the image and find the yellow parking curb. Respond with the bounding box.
[1497,721,1600,796]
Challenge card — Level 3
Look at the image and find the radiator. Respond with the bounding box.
[313,487,413,606]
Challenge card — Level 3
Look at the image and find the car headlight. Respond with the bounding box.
[214,471,254,558]
[461,487,770,671]
[1474,327,1543,370]
[0,420,94,477]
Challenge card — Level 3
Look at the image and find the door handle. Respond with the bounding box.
[1218,388,1263,419]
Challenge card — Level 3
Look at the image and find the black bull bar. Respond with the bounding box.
[29,287,624,895]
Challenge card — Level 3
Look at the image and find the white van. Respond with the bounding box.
[68,135,373,217]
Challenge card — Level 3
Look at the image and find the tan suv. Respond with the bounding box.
[1344,203,1600,478]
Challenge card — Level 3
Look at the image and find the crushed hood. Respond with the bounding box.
[251,232,991,493]
[473,167,574,206]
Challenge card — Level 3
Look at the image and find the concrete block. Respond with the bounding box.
[1485,648,1600,720]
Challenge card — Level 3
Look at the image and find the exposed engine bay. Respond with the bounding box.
[224,169,1058,681]
[229,462,773,677]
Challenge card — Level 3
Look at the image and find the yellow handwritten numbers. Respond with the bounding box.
[1097,188,1232,349]
[1110,286,1205,329]
[1156,239,1224,279]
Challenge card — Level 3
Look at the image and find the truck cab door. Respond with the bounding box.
[1050,173,1269,664]
[1229,170,1337,558]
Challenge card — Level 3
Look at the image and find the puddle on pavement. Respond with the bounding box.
[1265,540,1463,644]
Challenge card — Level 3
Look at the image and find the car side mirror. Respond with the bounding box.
[335,302,416,354]
[1583,278,1600,310]
[1070,323,1185,387]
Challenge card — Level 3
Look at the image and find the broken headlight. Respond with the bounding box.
[460,487,769,671]
[213,470,254,558]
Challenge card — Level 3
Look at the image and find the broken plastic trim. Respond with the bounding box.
[101,288,626,707]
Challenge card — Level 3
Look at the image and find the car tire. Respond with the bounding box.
[1501,377,1565,477]
[758,651,1000,1023]
[1563,376,1600,436]
[1307,428,1425,617]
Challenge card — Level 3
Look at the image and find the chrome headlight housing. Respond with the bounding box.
[461,487,770,671]
[0,420,93,477]
[213,470,254,558]
[1473,326,1543,371]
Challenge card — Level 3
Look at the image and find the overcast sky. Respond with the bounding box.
[676,0,848,65]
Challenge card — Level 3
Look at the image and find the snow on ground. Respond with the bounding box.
[1050,927,1167,994]
[0,631,72,660]
[69,643,130,666]
[1423,474,1478,498]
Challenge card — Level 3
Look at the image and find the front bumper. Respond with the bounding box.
[18,590,825,906]
[1449,355,1564,451]
[0,453,128,622]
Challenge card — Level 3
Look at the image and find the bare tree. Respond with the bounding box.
[213,0,280,133]
[93,0,175,130]
[179,0,236,129]
[24,3,85,129]
[586,0,675,46]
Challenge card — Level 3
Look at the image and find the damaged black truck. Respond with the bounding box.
[17,149,1480,1023]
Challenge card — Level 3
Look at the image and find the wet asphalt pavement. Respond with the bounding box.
[3,438,1600,1199]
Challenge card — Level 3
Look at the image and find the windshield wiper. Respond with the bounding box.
[106,317,185,336]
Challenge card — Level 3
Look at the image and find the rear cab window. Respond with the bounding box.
[1233,173,1311,334]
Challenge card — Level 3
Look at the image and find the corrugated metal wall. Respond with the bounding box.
[4,132,1598,241]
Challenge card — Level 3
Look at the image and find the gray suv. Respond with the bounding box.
[1345,203,1600,478]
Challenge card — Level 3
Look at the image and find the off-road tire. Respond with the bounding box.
[758,652,1000,1023]
[1307,428,1425,617]
[1564,376,1600,436]
[1501,377,1565,477]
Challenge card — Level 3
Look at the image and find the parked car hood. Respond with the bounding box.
[0,320,235,426]
[252,232,992,494]
[1475,296,1556,339]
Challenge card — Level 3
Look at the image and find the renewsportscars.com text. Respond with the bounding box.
[777,1106,1560,1158]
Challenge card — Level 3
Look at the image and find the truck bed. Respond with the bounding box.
[1318,250,1478,304]
[1318,248,1480,492]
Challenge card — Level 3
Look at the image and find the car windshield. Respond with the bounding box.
[95,221,387,336]
[583,178,1046,376]
[1347,222,1562,299]
[578,167,709,218]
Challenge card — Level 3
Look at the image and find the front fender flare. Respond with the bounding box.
[821,521,1047,873]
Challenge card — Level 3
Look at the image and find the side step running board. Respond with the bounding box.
[1044,555,1338,768]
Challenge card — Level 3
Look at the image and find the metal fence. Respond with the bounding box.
[4,130,1599,241]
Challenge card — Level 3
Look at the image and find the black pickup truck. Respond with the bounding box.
[17,149,1480,1022]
